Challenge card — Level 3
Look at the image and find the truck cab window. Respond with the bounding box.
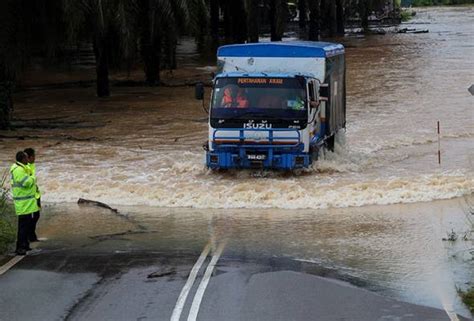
[211,77,307,111]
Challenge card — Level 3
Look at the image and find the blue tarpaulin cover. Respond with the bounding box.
[218,42,344,58]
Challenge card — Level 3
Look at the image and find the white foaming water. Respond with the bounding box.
[12,135,470,209]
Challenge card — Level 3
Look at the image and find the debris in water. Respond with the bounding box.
[442,229,458,242]
[397,28,429,34]
[77,198,118,213]
[147,269,176,279]
[469,84,474,96]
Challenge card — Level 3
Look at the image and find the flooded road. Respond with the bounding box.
[0,7,472,209]
[1,196,472,319]
[0,5,473,320]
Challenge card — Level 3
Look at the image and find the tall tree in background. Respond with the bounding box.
[328,0,337,36]
[188,0,208,54]
[233,0,248,43]
[222,0,232,43]
[0,0,63,129]
[64,0,126,97]
[308,0,321,40]
[246,0,260,43]
[298,0,307,31]
[222,0,248,44]
[359,0,373,32]
[137,0,190,85]
[210,0,220,49]
[0,0,20,129]
[336,0,345,35]
[270,0,287,41]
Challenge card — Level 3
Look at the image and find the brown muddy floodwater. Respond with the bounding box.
[0,5,473,319]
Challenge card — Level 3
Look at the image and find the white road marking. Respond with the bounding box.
[170,242,211,321]
[443,304,460,321]
[0,256,25,276]
[187,241,226,321]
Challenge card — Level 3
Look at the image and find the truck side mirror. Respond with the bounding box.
[195,82,204,100]
[312,80,320,103]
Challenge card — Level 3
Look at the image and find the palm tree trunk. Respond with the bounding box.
[93,38,110,97]
[336,0,345,35]
[308,0,320,41]
[246,0,259,43]
[271,0,287,41]
[359,0,372,32]
[298,0,307,30]
[0,80,13,130]
[328,0,337,36]
[141,4,161,86]
[232,0,247,43]
[210,0,219,48]
[223,0,232,43]
[142,36,161,86]
[92,0,110,97]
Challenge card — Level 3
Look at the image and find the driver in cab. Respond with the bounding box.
[221,86,249,108]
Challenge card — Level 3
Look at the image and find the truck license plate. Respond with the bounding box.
[247,154,266,161]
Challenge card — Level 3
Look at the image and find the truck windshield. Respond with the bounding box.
[211,77,307,120]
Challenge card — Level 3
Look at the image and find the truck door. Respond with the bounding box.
[307,79,320,125]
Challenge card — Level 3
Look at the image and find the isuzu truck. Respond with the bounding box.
[196,41,346,170]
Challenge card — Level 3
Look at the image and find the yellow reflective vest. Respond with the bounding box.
[26,163,41,200]
[10,162,39,215]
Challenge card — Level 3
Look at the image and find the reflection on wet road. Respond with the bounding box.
[1,196,471,320]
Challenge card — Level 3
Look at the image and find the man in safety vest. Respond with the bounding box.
[24,148,41,242]
[10,151,39,255]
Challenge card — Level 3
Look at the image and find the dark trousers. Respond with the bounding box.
[16,214,33,251]
[29,211,40,242]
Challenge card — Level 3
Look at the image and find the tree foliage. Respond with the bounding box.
[0,0,64,129]
[0,0,405,128]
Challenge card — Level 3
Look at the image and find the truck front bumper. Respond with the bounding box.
[206,150,311,170]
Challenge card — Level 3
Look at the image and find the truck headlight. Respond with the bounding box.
[210,155,219,164]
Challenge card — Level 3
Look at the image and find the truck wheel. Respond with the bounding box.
[310,146,319,161]
[326,134,335,152]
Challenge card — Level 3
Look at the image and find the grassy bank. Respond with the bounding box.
[400,9,415,21]
[459,288,474,313]
[0,170,15,255]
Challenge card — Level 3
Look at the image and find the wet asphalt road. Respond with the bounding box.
[0,241,470,321]
[0,200,472,321]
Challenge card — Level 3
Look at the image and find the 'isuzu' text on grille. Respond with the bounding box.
[243,123,272,129]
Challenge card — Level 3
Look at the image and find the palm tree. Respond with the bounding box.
[188,0,209,55]
[137,0,190,85]
[336,0,345,35]
[270,0,287,41]
[298,0,308,31]
[359,0,373,32]
[63,0,129,97]
[0,0,63,129]
[221,0,248,44]
[328,0,337,36]
[308,0,321,40]
[210,0,219,49]
[246,0,260,43]
[0,0,16,129]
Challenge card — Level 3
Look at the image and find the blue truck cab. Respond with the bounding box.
[200,41,346,170]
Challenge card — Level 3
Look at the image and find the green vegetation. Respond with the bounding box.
[400,9,414,21]
[412,0,474,6]
[458,287,474,313]
[0,170,15,255]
